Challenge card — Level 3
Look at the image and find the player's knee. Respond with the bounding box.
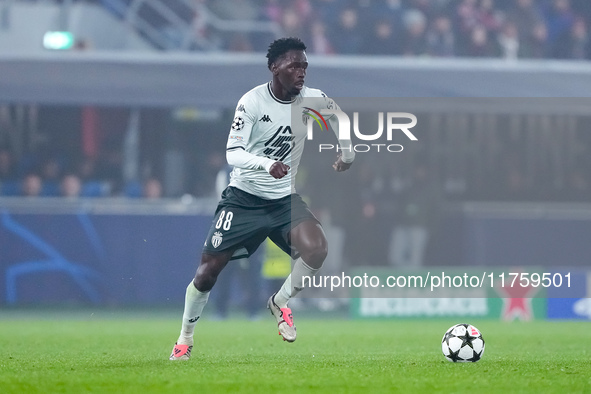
[193,252,231,292]
[194,266,218,292]
[302,239,328,269]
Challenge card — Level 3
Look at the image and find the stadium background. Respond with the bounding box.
[1,0,591,324]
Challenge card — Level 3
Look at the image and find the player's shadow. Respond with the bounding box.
[2,210,104,304]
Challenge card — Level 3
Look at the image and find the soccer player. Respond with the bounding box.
[170,37,355,361]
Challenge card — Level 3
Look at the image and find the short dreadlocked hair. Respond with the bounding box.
[266,37,307,70]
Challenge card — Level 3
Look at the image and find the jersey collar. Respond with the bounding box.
[267,82,297,104]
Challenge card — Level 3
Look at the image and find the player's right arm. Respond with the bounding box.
[226,97,287,177]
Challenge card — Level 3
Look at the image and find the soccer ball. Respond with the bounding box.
[231,116,245,131]
[441,323,485,363]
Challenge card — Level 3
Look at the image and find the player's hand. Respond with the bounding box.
[269,161,290,179]
[333,155,353,172]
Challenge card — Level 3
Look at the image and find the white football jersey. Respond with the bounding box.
[226,82,341,200]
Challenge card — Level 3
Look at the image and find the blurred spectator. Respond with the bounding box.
[408,0,442,20]
[314,0,344,26]
[77,157,98,182]
[345,161,385,266]
[83,0,591,60]
[506,0,543,43]
[543,0,575,58]
[456,0,480,36]
[60,174,82,198]
[21,173,43,197]
[402,9,428,56]
[364,0,405,23]
[189,0,213,50]
[95,144,124,194]
[331,7,363,54]
[389,164,440,268]
[143,177,163,199]
[293,0,313,20]
[476,0,502,33]
[263,0,283,24]
[569,18,589,59]
[0,148,16,181]
[464,25,498,57]
[40,157,62,196]
[281,7,307,41]
[426,15,455,57]
[523,21,549,58]
[360,19,401,55]
[41,157,61,180]
[309,20,334,54]
[498,21,520,59]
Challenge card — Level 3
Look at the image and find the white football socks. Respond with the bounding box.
[177,281,209,345]
[274,258,319,308]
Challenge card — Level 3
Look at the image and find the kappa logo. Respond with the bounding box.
[188,316,200,323]
[236,104,245,112]
[212,231,223,248]
[259,114,272,122]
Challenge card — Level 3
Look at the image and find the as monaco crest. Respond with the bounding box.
[211,231,223,248]
[302,112,309,126]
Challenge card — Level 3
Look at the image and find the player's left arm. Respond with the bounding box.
[332,153,353,172]
[324,95,354,172]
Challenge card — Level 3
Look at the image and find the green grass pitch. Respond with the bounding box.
[0,311,589,393]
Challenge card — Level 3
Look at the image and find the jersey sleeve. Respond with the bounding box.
[319,90,355,164]
[318,90,336,120]
[226,94,276,172]
[226,96,256,153]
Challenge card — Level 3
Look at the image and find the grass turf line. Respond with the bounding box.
[0,317,589,393]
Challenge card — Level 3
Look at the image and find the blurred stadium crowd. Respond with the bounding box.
[99,0,591,59]
[1,108,590,202]
[0,146,163,199]
[1,0,590,202]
